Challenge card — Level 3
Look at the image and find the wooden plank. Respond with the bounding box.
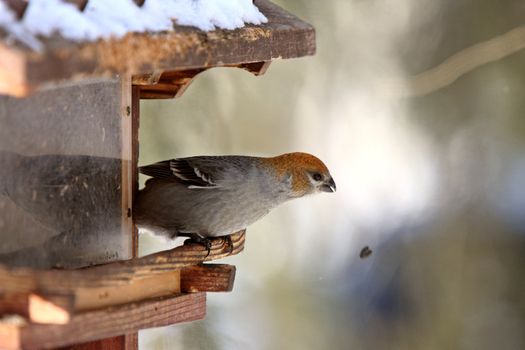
[124,333,138,350]
[0,293,71,324]
[0,293,28,318]
[74,270,180,312]
[131,85,140,257]
[56,333,137,350]
[0,322,21,350]
[56,335,127,350]
[0,233,242,324]
[0,230,244,294]
[181,264,236,293]
[0,263,233,324]
[28,294,72,325]
[0,44,28,97]
[0,0,315,96]
[0,293,206,350]
[120,76,134,262]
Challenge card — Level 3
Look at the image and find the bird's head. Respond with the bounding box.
[265,152,336,198]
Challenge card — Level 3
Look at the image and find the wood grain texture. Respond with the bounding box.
[0,263,233,324]
[56,333,137,350]
[0,233,242,324]
[0,0,315,97]
[136,61,272,99]
[0,230,245,295]
[56,335,127,350]
[0,293,71,324]
[1,293,206,350]
[74,270,180,312]
[181,264,236,293]
[131,85,140,258]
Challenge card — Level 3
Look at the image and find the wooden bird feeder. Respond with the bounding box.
[0,0,315,349]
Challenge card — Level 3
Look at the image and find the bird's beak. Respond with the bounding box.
[320,177,336,193]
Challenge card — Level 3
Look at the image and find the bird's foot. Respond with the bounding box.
[187,234,213,258]
[224,235,234,254]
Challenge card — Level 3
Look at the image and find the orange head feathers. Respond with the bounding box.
[263,152,336,197]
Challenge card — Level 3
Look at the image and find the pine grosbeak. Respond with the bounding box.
[134,152,336,243]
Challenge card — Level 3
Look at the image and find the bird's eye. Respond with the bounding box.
[312,173,323,181]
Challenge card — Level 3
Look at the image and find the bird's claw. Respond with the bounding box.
[187,235,213,258]
[224,235,234,254]
[186,234,234,258]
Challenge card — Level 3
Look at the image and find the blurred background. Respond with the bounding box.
[139,0,525,349]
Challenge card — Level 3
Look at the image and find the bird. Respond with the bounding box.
[134,152,336,249]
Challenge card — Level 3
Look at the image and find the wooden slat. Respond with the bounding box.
[0,293,28,318]
[120,75,134,264]
[74,270,180,312]
[0,293,206,350]
[0,230,245,294]
[131,85,140,258]
[28,294,72,324]
[0,263,233,324]
[0,293,71,324]
[181,264,236,293]
[0,234,243,324]
[56,335,129,350]
[0,0,315,97]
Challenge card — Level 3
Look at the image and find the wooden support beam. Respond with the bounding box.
[236,61,272,76]
[1,272,180,325]
[0,293,72,324]
[136,68,206,99]
[0,263,234,324]
[181,264,236,293]
[0,293,206,350]
[1,243,239,324]
[134,62,271,100]
[55,334,136,350]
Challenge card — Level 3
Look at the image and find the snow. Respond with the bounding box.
[0,0,267,50]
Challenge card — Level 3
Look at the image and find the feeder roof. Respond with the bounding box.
[0,0,315,97]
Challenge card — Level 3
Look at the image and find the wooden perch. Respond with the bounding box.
[0,231,244,324]
[0,230,245,293]
[0,293,206,350]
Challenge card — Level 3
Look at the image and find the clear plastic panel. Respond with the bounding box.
[0,78,130,268]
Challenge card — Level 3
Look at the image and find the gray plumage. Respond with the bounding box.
[134,156,293,238]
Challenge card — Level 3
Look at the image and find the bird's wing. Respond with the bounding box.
[139,157,233,188]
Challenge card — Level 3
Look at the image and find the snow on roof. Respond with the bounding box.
[0,0,268,51]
